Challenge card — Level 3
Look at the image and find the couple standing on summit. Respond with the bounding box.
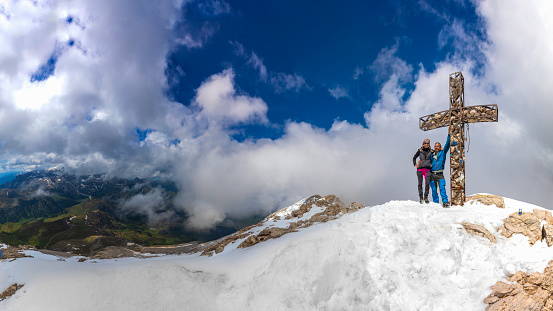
[413,134,451,208]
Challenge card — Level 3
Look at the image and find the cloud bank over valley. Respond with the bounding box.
[1,0,552,229]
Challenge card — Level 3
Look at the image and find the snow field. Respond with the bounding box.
[2,197,553,310]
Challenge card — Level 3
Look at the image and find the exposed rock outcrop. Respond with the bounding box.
[0,245,34,260]
[543,224,553,247]
[486,207,553,309]
[91,246,136,259]
[0,283,24,301]
[466,194,505,208]
[499,209,553,246]
[200,195,364,256]
[238,227,293,249]
[534,209,553,225]
[462,195,553,246]
[500,212,542,245]
[236,195,362,250]
[485,260,553,310]
[461,222,497,243]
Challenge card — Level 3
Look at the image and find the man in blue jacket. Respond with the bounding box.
[430,134,450,207]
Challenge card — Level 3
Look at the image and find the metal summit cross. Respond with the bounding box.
[419,72,498,206]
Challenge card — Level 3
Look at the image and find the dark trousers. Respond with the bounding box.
[417,169,430,199]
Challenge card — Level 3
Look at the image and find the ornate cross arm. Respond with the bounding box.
[419,104,498,131]
[419,110,450,131]
[461,104,498,124]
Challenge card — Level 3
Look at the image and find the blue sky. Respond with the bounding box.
[1,0,553,229]
[166,0,482,139]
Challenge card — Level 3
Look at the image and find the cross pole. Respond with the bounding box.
[419,72,498,206]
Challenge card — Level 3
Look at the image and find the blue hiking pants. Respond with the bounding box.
[430,175,448,203]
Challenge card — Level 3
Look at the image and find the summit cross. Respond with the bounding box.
[419,72,498,206]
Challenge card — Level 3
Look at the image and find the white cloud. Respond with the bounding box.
[119,188,175,224]
[246,52,268,81]
[194,69,268,125]
[269,72,307,93]
[175,23,217,49]
[418,0,452,23]
[328,85,349,100]
[30,186,52,199]
[13,76,64,110]
[369,42,413,85]
[471,0,553,204]
[1,0,552,231]
[353,67,364,80]
[232,42,309,93]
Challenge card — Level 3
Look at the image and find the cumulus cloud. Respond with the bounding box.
[194,69,268,125]
[0,0,184,175]
[472,0,553,203]
[1,0,552,231]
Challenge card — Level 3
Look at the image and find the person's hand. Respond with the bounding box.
[415,163,419,168]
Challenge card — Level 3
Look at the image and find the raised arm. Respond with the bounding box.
[443,134,451,154]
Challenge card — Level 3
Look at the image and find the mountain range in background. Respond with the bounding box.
[0,169,263,256]
[0,171,19,185]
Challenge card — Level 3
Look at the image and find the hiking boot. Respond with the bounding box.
[424,198,429,204]
[443,202,450,208]
[419,198,424,204]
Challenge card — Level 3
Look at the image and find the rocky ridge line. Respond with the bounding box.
[200,194,364,256]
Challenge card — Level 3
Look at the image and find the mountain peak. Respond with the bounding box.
[199,194,364,256]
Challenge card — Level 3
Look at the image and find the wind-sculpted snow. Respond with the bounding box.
[3,197,553,310]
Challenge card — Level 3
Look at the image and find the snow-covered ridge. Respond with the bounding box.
[200,194,364,256]
[263,196,308,220]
